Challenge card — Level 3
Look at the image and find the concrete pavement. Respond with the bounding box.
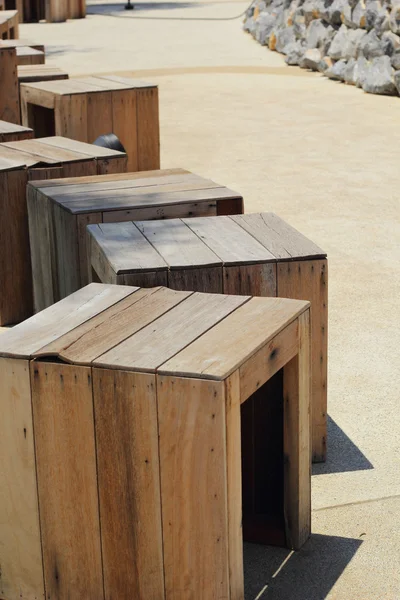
[19,3,400,597]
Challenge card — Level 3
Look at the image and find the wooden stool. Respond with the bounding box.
[0,283,311,600]
[20,76,160,171]
[0,119,32,142]
[0,136,127,326]
[87,213,328,462]
[26,168,244,312]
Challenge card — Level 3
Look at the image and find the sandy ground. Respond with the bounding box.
[18,2,400,597]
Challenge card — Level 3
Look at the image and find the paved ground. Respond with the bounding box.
[20,2,400,598]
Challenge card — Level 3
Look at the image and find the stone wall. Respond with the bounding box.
[244,0,400,95]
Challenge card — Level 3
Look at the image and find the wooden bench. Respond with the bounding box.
[0,137,127,326]
[26,168,244,312]
[87,213,328,462]
[20,76,160,171]
[0,10,19,39]
[0,119,33,141]
[0,283,311,600]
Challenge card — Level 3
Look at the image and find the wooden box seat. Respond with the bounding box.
[0,118,33,141]
[0,136,127,326]
[0,283,311,600]
[87,213,328,462]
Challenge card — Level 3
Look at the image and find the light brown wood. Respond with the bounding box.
[93,369,165,599]
[31,362,103,599]
[102,200,217,222]
[0,47,20,125]
[0,358,44,600]
[18,65,69,84]
[112,88,138,171]
[157,375,229,599]
[77,212,102,286]
[283,310,311,550]
[16,46,45,66]
[224,370,244,600]
[0,119,33,142]
[223,263,276,296]
[57,93,88,141]
[277,259,328,462]
[137,86,160,170]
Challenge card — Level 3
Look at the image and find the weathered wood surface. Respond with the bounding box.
[0,284,312,599]
[0,10,19,39]
[0,118,33,142]
[0,47,20,124]
[16,46,45,65]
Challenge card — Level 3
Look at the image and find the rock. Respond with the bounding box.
[391,48,400,69]
[275,25,296,52]
[365,1,385,30]
[353,55,370,87]
[362,55,398,94]
[358,29,386,58]
[394,69,400,93]
[325,58,348,79]
[344,57,357,83]
[318,55,333,71]
[327,0,348,25]
[285,41,305,64]
[352,1,366,28]
[341,3,357,28]
[269,31,277,50]
[344,28,367,59]
[243,16,257,35]
[299,47,323,68]
[302,0,323,25]
[305,18,335,53]
[328,24,348,59]
[255,12,276,45]
[374,10,390,35]
[381,31,400,55]
[390,5,400,35]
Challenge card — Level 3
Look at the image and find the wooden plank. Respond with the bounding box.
[37,135,125,160]
[96,154,127,174]
[0,47,20,125]
[224,370,244,600]
[136,86,160,170]
[159,297,309,381]
[77,212,102,287]
[18,66,68,84]
[31,362,103,598]
[168,267,223,294]
[157,375,229,599]
[231,213,326,261]
[38,287,191,365]
[16,47,45,66]
[55,94,88,141]
[0,283,136,358]
[239,318,299,402]
[0,118,33,142]
[277,259,328,462]
[0,358,44,600]
[223,263,276,297]
[216,196,244,216]
[95,292,248,373]
[102,200,217,222]
[61,157,97,178]
[112,88,138,171]
[3,138,92,163]
[52,203,80,302]
[87,91,113,145]
[136,218,222,269]
[93,369,165,599]
[88,221,168,275]
[45,0,68,22]
[283,310,311,549]
[117,270,168,288]
[183,215,275,265]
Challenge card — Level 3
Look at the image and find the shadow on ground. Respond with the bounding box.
[87,2,208,14]
[244,533,362,600]
[313,416,373,475]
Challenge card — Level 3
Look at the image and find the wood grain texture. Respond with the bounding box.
[93,369,164,600]
[77,212,102,287]
[0,119,33,142]
[56,94,87,141]
[0,47,20,125]
[168,266,223,294]
[0,358,44,600]
[136,86,160,171]
[277,259,328,462]
[157,375,229,600]
[223,263,276,297]
[224,371,244,600]
[112,89,138,172]
[283,311,311,550]
[31,362,103,599]
[102,200,217,222]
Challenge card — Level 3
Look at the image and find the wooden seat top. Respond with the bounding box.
[0,39,45,52]
[0,119,33,137]
[16,46,44,59]
[88,213,326,275]
[0,10,18,24]
[18,65,68,83]
[0,283,309,380]
[0,136,126,171]
[20,75,157,95]
[27,168,243,214]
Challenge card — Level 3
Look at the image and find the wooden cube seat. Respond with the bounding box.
[0,136,127,326]
[20,76,159,171]
[0,119,33,141]
[27,168,244,313]
[87,213,328,462]
[0,283,311,600]
[16,46,45,65]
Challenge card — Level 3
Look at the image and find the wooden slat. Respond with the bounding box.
[277,259,328,462]
[159,297,309,380]
[157,375,229,599]
[283,311,311,549]
[31,362,103,599]
[102,200,217,223]
[0,358,44,600]
[52,203,80,301]
[225,370,244,599]
[37,135,125,160]
[88,221,168,275]
[3,138,92,163]
[16,47,45,66]
[18,66,68,83]
[183,215,275,265]
[95,292,248,372]
[87,91,113,144]
[77,212,102,287]
[93,369,165,599]
[37,287,190,365]
[223,263,276,297]
[168,266,223,294]
[0,119,33,142]
[231,213,326,261]
[112,88,138,171]
[0,47,20,125]
[136,218,222,269]
[137,86,160,170]
[56,94,88,141]
[0,283,136,358]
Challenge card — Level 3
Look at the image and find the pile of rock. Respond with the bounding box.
[244,0,400,95]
